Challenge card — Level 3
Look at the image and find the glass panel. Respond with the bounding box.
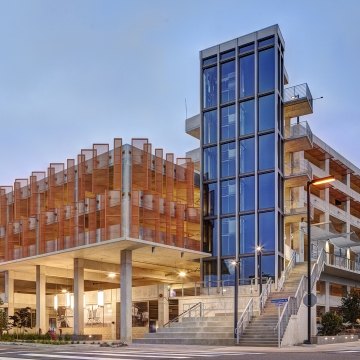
[221,105,235,140]
[239,256,255,285]
[221,259,236,286]
[221,60,235,103]
[240,176,255,211]
[240,214,255,254]
[258,134,275,170]
[220,49,235,60]
[261,255,275,279]
[221,142,236,177]
[221,217,236,256]
[204,182,217,216]
[203,146,217,181]
[239,137,255,173]
[203,66,217,109]
[258,36,275,48]
[239,54,254,98]
[259,94,275,131]
[259,211,275,251]
[203,260,218,286]
[221,179,236,214]
[203,110,217,145]
[259,47,275,93]
[239,99,255,135]
[203,55,217,67]
[239,43,254,54]
[259,172,275,209]
[203,219,218,255]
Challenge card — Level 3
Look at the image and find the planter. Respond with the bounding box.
[311,334,358,345]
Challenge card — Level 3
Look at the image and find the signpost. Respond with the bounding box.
[271,298,288,348]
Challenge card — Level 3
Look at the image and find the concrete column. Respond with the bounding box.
[120,250,132,343]
[157,284,169,328]
[325,281,330,312]
[36,265,46,332]
[5,270,14,317]
[74,258,84,335]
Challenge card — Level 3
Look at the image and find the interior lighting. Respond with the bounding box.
[65,292,71,308]
[107,272,116,279]
[70,295,74,310]
[53,295,58,311]
[61,289,67,294]
[311,176,335,186]
[178,271,186,278]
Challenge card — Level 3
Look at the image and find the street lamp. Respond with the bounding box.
[256,246,263,295]
[231,259,239,339]
[305,176,335,344]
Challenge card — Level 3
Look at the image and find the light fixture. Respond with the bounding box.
[53,294,58,311]
[311,176,335,186]
[70,295,74,310]
[65,292,71,308]
[178,271,186,278]
[107,272,116,279]
[231,260,237,266]
[256,245,263,252]
[61,289,67,294]
[97,290,104,307]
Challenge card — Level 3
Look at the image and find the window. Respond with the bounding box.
[259,211,275,251]
[259,94,275,131]
[221,179,236,214]
[203,219,218,255]
[239,54,254,98]
[239,137,255,173]
[221,105,235,140]
[203,55,217,66]
[259,172,275,209]
[221,61,235,103]
[204,182,217,216]
[239,99,255,135]
[203,146,217,181]
[240,176,255,211]
[239,43,254,54]
[239,256,255,285]
[203,110,217,145]
[258,47,275,93]
[221,217,236,256]
[240,214,255,254]
[221,142,236,177]
[203,260,217,286]
[221,259,236,286]
[220,49,235,60]
[258,37,274,48]
[203,66,217,108]
[261,255,275,278]
[258,134,275,170]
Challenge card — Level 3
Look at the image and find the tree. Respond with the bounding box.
[0,298,8,336]
[321,312,343,335]
[8,307,32,338]
[340,289,360,324]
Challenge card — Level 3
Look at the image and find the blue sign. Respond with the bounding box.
[271,298,288,304]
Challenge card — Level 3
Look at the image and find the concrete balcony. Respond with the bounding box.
[186,148,200,171]
[185,114,200,140]
[284,198,313,224]
[284,159,312,188]
[284,83,313,118]
[284,121,313,153]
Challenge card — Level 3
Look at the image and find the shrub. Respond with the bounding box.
[321,312,343,335]
[341,289,360,324]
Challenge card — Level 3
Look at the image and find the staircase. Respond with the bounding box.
[237,262,307,347]
[134,316,236,345]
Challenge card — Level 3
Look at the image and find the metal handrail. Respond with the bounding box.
[164,302,203,327]
[236,297,254,344]
[277,250,296,291]
[274,249,325,344]
[259,278,273,313]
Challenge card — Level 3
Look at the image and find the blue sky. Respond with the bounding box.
[0,0,359,185]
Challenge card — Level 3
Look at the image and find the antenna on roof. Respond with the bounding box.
[185,98,188,120]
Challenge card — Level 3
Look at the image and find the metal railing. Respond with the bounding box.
[325,253,360,273]
[236,297,254,344]
[274,249,325,345]
[277,250,296,291]
[284,121,313,144]
[284,159,312,179]
[284,83,313,109]
[164,302,203,327]
[259,278,273,313]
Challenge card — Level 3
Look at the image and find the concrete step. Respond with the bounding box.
[134,338,236,345]
[181,316,232,322]
[169,320,233,328]
[157,326,234,333]
[144,331,233,339]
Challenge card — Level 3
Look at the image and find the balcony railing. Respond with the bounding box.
[284,199,312,216]
[284,121,313,143]
[284,83,313,108]
[284,159,312,179]
[325,253,360,273]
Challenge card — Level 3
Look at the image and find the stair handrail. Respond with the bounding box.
[236,297,254,344]
[163,302,203,328]
[259,277,273,313]
[277,250,296,291]
[274,248,327,343]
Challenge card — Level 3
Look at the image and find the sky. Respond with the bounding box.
[0,0,359,185]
